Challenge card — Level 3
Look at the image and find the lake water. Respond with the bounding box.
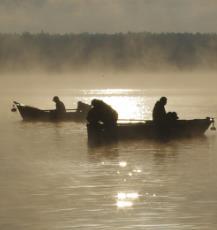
[1,87,217,230]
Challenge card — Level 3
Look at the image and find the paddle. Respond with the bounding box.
[66,109,78,111]
[42,109,78,112]
[118,119,148,122]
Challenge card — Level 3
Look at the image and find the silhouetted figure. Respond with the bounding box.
[87,99,118,142]
[152,97,167,122]
[52,96,66,118]
[152,97,178,138]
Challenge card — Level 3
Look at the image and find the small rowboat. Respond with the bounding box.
[12,101,90,122]
[87,118,215,144]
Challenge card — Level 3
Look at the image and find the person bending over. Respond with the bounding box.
[52,96,66,119]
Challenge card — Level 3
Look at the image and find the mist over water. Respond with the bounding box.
[2,71,217,91]
[1,73,217,229]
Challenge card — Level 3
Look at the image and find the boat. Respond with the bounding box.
[12,101,91,122]
[87,118,215,144]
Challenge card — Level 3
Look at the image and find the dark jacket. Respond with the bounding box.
[87,100,118,127]
[152,101,167,122]
[55,100,66,116]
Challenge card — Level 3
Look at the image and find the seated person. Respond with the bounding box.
[152,97,179,139]
[87,99,118,128]
[53,96,66,118]
[152,97,167,122]
[152,97,178,124]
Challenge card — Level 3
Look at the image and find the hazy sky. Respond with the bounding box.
[0,0,217,34]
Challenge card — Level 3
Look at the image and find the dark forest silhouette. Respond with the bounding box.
[1,32,217,72]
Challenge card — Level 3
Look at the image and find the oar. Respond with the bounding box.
[42,109,78,112]
[118,119,149,122]
[66,109,78,111]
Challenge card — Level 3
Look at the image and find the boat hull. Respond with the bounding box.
[14,102,88,122]
[87,118,213,144]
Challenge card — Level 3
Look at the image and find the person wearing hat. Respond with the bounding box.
[52,96,66,118]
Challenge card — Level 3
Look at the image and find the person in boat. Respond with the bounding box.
[152,97,178,123]
[152,97,178,138]
[152,96,167,122]
[87,99,118,136]
[52,96,66,118]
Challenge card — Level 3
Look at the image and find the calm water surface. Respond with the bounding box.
[1,88,217,230]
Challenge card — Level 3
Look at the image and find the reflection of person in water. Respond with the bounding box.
[87,99,118,128]
[52,96,66,118]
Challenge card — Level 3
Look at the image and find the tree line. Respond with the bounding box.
[0,32,217,72]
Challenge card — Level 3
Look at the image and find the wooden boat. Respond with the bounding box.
[12,101,91,122]
[87,118,215,144]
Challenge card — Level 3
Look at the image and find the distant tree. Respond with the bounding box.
[0,32,217,72]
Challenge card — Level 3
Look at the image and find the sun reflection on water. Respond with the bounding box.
[119,161,127,167]
[133,169,142,173]
[116,192,140,208]
[87,89,152,120]
[117,192,139,200]
[116,200,133,208]
[104,96,145,120]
